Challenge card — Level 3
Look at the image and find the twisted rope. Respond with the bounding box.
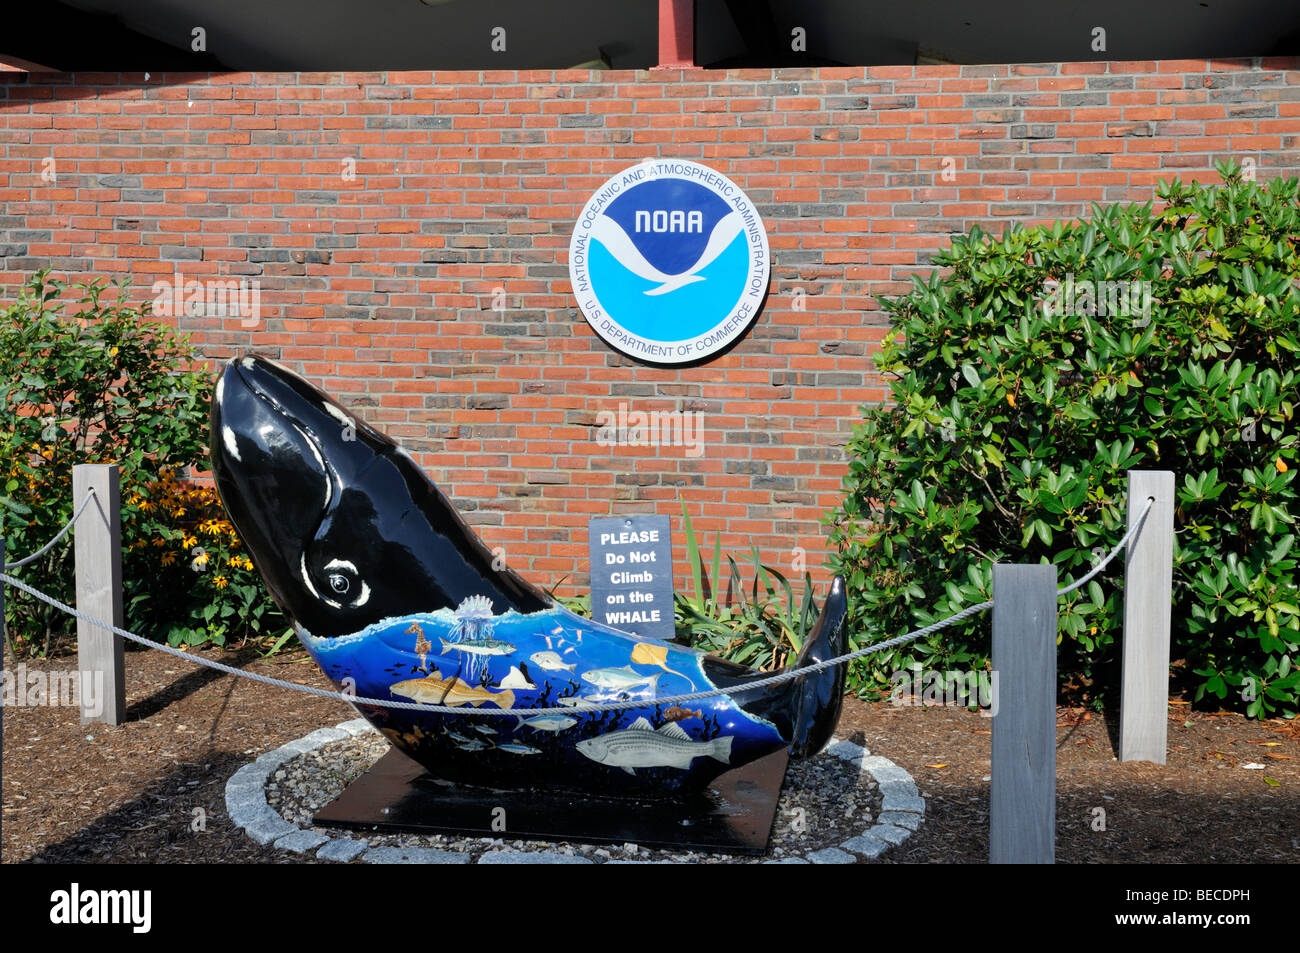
[0,497,1153,717]
[1,487,97,570]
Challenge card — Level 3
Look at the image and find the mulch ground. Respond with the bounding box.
[3,643,1298,864]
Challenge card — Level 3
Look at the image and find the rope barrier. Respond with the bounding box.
[1,487,96,571]
[1058,496,1153,596]
[0,496,1154,717]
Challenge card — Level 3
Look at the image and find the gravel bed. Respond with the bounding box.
[264,733,881,863]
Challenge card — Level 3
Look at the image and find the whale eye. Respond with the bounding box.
[315,557,369,608]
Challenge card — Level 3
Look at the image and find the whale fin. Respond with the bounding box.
[786,575,848,758]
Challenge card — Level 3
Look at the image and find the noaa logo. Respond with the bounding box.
[569,159,770,364]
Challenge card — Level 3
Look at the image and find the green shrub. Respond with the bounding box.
[827,162,1299,718]
[124,466,292,650]
[549,508,822,670]
[1,270,290,654]
[674,505,822,670]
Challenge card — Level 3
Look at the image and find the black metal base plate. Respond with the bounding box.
[313,747,789,855]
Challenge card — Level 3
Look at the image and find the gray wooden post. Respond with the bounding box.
[73,464,125,726]
[990,563,1057,864]
[1120,470,1175,764]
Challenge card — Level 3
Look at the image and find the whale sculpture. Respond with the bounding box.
[210,354,848,797]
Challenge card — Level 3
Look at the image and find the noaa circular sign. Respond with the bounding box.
[569,159,770,364]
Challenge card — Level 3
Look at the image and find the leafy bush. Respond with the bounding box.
[827,162,1299,717]
[1,270,289,654]
[126,467,292,649]
[675,506,822,670]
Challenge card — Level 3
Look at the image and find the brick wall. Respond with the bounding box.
[2,60,1298,595]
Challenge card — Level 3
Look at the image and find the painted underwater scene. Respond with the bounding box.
[301,595,785,796]
[211,354,847,801]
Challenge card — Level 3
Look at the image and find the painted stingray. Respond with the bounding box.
[210,354,848,796]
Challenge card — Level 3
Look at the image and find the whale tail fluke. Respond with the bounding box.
[696,575,849,757]
[786,574,849,759]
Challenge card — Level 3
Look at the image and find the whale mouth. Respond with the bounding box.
[210,355,390,632]
[210,353,554,638]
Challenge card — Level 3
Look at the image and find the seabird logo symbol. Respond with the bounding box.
[588,211,746,296]
[569,159,770,364]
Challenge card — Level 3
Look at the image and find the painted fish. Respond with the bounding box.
[516,714,577,733]
[388,672,516,710]
[663,706,703,722]
[575,718,733,775]
[631,642,696,687]
[496,743,541,756]
[581,666,661,693]
[530,651,576,673]
[440,637,515,657]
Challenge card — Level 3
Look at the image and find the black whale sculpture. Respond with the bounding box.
[210,354,847,796]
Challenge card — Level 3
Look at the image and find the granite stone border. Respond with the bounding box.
[225,720,925,864]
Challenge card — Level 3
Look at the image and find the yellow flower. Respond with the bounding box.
[1278,458,1289,473]
[161,552,177,567]
[213,575,228,589]
[190,549,210,572]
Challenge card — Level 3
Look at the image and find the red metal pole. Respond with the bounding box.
[655,0,694,69]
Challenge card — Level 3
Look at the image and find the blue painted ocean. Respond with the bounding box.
[298,605,785,794]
